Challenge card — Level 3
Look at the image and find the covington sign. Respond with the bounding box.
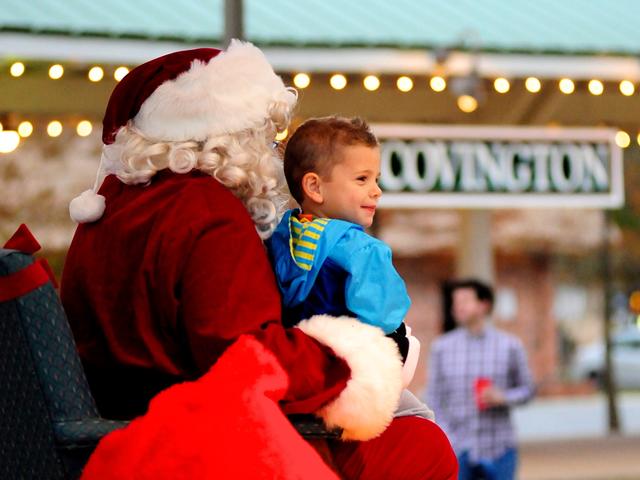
[372,125,624,209]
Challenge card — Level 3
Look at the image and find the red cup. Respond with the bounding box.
[474,377,493,411]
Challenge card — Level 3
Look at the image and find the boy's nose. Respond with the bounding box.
[371,183,382,198]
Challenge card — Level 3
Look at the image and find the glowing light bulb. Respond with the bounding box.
[493,77,510,93]
[457,95,478,113]
[0,131,20,153]
[114,66,129,81]
[615,130,630,148]
[329,74,347,90]
[10,62,25,77]
[49,64,64,80]
[275,129,288,141]
[396,76,413,92]
[588,79,604,96]
[88,66,104,82]
[559,78,575,94]
[620,80,635,96]
[525,77,541,93]
[363,75,380,91]
[293,73,311,89]
[47,121,63,137]
[629,290,640,313]
[76,120,93,137]
[430,76,446,92]
[18,121,33,137]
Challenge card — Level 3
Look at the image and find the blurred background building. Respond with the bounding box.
[2,0,640,404]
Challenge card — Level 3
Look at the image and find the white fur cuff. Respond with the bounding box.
[297,315,403,441]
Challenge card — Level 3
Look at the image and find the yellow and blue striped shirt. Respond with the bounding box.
[289,215,329,271]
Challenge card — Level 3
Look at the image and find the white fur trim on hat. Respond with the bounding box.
[134,40,296,142]
[297,315,403,441]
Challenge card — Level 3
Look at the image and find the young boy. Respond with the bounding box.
[267,116,429,416]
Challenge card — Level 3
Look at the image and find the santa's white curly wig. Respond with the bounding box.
[70,40,296,239]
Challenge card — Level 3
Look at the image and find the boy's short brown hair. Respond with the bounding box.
[284,116,378,205]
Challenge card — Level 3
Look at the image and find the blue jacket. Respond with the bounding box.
[266,209,410,333]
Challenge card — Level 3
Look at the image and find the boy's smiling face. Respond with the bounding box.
[310,144,382,228]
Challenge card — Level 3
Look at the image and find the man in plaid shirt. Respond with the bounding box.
[426,279,535,480]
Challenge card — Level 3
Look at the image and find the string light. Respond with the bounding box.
[363,75,380,91]
[47,121,63,137]
[396,76,413,92]
[48,64,64,80]
[76,120,93,137]
[10,62,25,77]
[493,77,510,93]
[588,79,604,96]
[88,66,104,82]
[620,80,635,96]
[457,95,478,113]
[293,73,311,89]
[559,78,575,94]
[114,66,129,81]
[12,64,640,103]
[430,76,446,92]
[525,77,541,93]
[615,130,630,148]
[329,74,347,90]
[8,70,640,150]
[0,131,20,153]
[17,121,33,137]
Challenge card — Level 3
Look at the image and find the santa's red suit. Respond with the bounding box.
[60,41,457,479]
[63,170,354,420]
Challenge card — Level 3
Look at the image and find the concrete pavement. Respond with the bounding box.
[513,392,640,479]
[514,392,640,441]
[519,435,640,480]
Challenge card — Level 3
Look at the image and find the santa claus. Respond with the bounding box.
[61,40,457,479]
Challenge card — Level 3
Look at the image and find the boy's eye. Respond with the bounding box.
[356,176,367,182]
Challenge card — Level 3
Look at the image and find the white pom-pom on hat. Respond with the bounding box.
[69,189,106,223]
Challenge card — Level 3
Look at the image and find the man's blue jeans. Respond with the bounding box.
[457,448,517,480]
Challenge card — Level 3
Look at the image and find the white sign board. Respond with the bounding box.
[372,124,624,209]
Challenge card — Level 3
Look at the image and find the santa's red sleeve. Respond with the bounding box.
[180,180,403,440]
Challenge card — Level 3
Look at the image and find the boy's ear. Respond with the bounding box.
[301,172,324,204]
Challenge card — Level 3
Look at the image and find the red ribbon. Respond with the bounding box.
[1,224,58,302]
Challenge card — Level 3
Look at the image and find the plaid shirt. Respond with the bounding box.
[426,325,535,461]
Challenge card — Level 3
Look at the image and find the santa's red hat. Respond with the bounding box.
[70,40,295,223]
